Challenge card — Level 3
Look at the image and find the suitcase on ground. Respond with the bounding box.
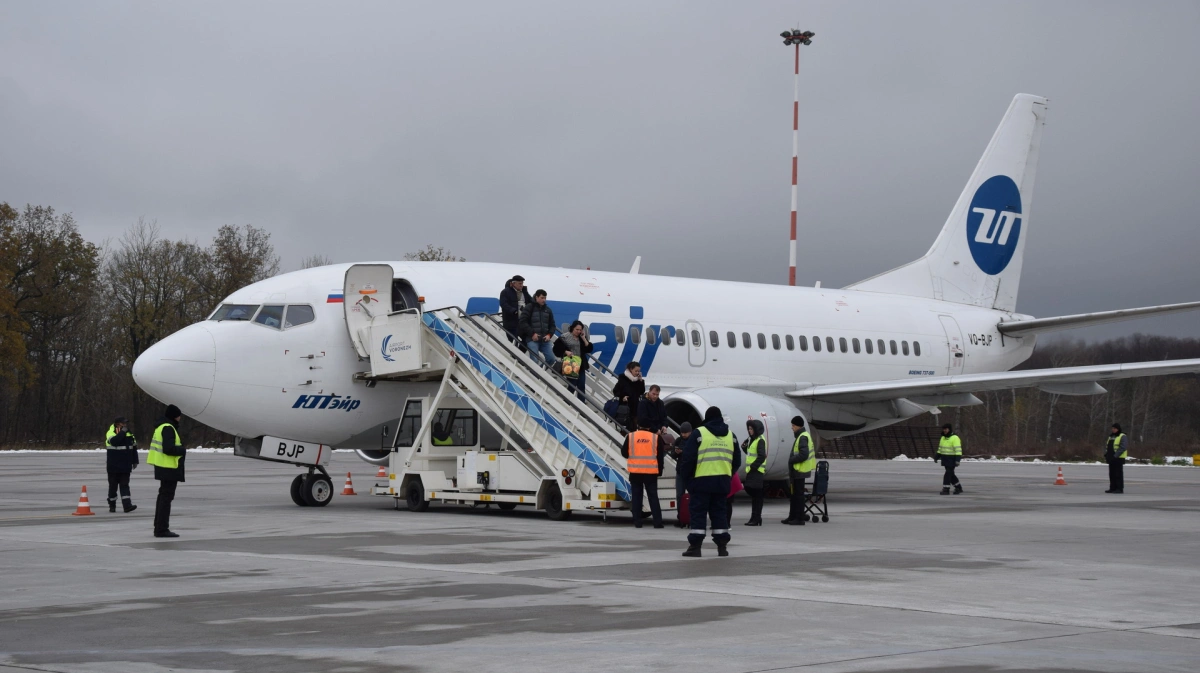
[677,493,690,526]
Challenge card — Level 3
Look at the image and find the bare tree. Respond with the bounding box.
[300,254,333,269]
[404,244,465,262]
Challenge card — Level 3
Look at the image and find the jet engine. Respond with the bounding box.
[354,449,391,466]
[664,388,806,480]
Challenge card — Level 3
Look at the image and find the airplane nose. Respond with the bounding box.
[132,323,216,417]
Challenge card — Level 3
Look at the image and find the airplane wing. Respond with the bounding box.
[998,301,1200,337]
[784,358,1200,404]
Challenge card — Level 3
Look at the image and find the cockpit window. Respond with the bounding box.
[284,305,315,328]
[210,304,259,321]
[254,305,285,329]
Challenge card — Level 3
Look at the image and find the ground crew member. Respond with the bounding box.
[782,416,815,524]
[104,416,139,513]
[1105,423,1127,494]
[622,421,664,528]
[431,422,453,446]
[742,419,766,526]
[149,404,186,538]
[677,406,741,557]
[937,423,964,495]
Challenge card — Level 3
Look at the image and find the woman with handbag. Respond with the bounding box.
[611,361,645,431]
[554,320,593,399]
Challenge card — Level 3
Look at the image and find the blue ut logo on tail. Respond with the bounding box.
[966,175,1023,275]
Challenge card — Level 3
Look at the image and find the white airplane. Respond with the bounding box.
[133,94,1200,489]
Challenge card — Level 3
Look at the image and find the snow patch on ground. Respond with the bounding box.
[1,448,235,454]
[891,454,1197,467]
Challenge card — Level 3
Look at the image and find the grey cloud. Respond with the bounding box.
[2,1,1198,340]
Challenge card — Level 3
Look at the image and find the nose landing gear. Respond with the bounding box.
[289,468,334,507]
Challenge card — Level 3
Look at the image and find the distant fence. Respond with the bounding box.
[821,425,942,460]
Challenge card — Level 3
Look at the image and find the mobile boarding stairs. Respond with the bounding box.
[349,298,677,521]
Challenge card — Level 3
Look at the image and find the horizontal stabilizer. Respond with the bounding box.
[998,301,1200,337]
[785,358,1200,404]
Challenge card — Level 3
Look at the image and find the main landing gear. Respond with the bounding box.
[289,467,334,507]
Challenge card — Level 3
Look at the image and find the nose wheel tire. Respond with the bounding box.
[406,478,430,512]
[289,474,309,507]
[302,474,333,507]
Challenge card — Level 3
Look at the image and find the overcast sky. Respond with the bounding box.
[2,1,1198,340]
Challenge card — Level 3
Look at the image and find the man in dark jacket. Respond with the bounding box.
[677,406,741,557]
[148,404,186,538]
[104,416,139,513]
[782,416,815,525]
[519,289,557,366]
[498,275,532,346]
[637,385,668,433]
[1104,422,1128,494]
[621,421,666,528]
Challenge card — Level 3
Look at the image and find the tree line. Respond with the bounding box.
[0,204,279,447]
[1,202,1196,457]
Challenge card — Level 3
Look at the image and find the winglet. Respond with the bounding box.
[630,256,641,275]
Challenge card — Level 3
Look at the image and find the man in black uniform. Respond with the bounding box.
[1104,423,1128,494]
[677,406,741,557]
[498,275,532,348]
[148,404,186,538]
[782,416,814,525]
[104,416,139,513]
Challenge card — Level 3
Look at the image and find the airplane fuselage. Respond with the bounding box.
[134,261,1036,456]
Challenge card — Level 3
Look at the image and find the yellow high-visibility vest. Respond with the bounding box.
[147,422,181,469]
[792,432,816,473]
[744,436,766,475]
[1109,433,1127,459]
[938,434,963,457]
[695,428,734,478]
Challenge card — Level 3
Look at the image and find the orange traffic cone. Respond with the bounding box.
[1054,466,1067,486]
[341,472,357,496]
[72,485,95,516]
[376,465,387,479]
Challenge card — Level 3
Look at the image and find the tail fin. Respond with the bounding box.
[848,94,1047,312]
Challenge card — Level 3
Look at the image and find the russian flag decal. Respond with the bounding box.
[327,291,344,303]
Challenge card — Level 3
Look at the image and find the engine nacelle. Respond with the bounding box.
[665,388,806,480]
[354,449,391,466]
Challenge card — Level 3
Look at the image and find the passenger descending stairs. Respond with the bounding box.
[422,308,636,503]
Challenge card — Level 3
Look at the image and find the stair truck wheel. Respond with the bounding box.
[545,484,572,521]
[406,478,429,512]
[497,502,517,511]
[301,473,334,507]
[289,474,309,507]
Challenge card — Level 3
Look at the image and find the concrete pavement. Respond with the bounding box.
[1,453,1197,673]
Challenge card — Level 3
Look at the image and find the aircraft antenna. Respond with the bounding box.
[780,28,815,286]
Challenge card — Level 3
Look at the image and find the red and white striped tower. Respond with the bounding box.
[780,29,815,286]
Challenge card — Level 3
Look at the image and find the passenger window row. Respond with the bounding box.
[716,330,921,357]
[594,323,922,357]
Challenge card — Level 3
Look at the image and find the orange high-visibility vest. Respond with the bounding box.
[627,430,659,475]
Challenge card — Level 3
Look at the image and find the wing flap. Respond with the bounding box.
[785,358,1200,404]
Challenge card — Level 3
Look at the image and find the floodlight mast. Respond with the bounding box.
[781,29,815,286]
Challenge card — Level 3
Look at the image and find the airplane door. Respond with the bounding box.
[939,315,965,375]
[685,320,705,367]
[343,264,394,358]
